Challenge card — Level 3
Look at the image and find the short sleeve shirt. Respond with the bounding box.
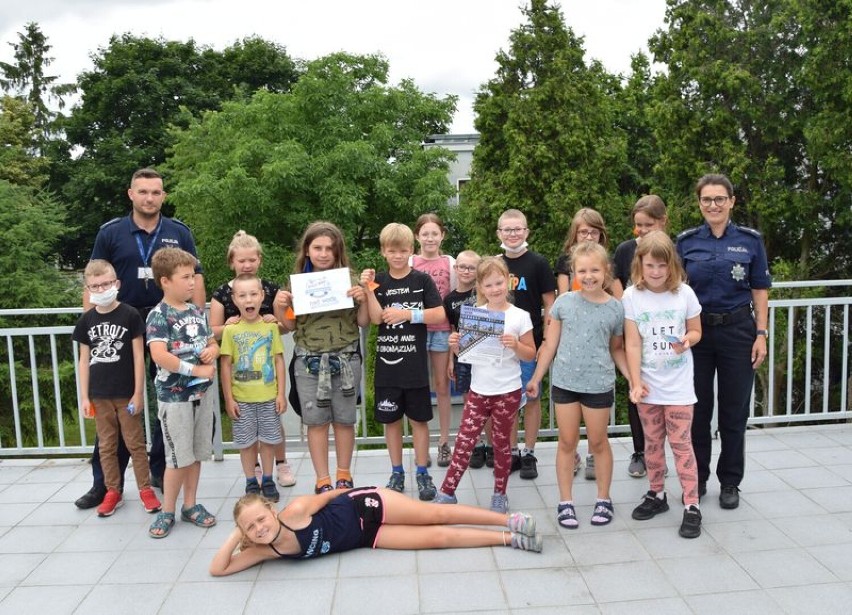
[443,288,476,330]
[469,305,533,396]
[146,302,213,402]
[220,320,284,402]
[412,255,453,332]
[549,292,624,394]
[91,214,203,309]
[502,250,556,347]
[623,284,702,405]
[211,279,279,320]
[72,303,144,398]
[612,239,638,290]
[372,269,442,389]
[676,222,771,312]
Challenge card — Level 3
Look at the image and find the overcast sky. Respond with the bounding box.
[0,0,669,133]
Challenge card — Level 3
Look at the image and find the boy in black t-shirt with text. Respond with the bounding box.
[73,260,162,518]
[498,209,557,480]
[361,223,445,501]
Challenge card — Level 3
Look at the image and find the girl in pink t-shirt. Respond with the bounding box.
[412,213,456,467]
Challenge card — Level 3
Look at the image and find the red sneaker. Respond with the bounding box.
[97,489,124,517]
[139,487,162,513]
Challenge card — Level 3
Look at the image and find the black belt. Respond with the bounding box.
[701,304,752,327]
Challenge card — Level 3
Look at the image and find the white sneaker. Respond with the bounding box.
[277,463,296,487]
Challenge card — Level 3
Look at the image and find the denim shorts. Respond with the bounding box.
[426,330,450,352]
[519,360,539,401]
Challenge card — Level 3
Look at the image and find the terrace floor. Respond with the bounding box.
[1,423,851,614]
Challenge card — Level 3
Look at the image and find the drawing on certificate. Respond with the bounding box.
[290,267,355,315]
[457,304,505,366]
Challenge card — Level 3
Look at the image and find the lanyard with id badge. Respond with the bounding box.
[136,219,162,289]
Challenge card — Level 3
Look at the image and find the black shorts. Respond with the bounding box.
[374,386,433,424]
[347,487,385,548]
[551,385,614,409]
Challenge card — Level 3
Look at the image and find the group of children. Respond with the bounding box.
[75,196,705,547]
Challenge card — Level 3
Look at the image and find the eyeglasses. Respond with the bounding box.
[499,227,527,235]
[456,265,477,272]
[699,196,730,207]
[577,229,601,238]
[86,280,117,292]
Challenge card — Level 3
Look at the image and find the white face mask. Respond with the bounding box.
[90,287,119,307]
[500,241,528,255]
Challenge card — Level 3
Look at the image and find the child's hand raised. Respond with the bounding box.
[500,333,519,349]
[359,269,376,288]
[347,285,366,304]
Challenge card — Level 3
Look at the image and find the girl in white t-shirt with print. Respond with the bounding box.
[622,231,704,539]
[435,257,535,513]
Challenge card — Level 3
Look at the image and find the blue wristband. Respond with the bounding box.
[410,309,424,324]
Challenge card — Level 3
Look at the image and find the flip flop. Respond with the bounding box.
[180,503,217,528]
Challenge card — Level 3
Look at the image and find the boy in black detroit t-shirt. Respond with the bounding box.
[361,223,445,501]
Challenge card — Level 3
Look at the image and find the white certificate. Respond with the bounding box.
[290,268,355,316]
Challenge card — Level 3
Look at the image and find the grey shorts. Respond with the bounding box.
[232,400,283,449]
[295,354,361,426]
[158,395,214,469]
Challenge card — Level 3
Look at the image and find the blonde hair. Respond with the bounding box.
[151,247,197,289]
[379,223,414,250]
[475,256,511,306]
[569,242,613,290]
[497,209,527,228]
[232,493,278,551]
[227,230,263,267]
[563,208,609,254]
[630,231,686,292]
[231,273,263,294]
[455,249,481,263]
[294,221,350,273]
[84,259,116,280]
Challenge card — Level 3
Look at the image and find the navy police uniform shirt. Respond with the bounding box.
[91,214,203,309]
[676,221,771,313]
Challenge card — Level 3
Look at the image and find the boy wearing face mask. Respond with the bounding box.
[73,259,161,518]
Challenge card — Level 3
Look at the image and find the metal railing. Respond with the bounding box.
[1,280,850,457]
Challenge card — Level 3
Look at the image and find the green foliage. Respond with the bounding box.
[649,0,852,276]
[53,34,299,267]
[167,52,457,290]
[0,22,74,151]
[462,0,629,260]
[0,95,49,188]
[0,181,76,310]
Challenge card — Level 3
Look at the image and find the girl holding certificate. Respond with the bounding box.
[435,257,536,513]
[274,222,370,494]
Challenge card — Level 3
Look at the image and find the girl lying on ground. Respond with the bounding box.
[210,486,541,575]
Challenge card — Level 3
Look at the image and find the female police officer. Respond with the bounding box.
[676,174,771,510]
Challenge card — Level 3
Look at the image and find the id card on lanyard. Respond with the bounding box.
[136,219,163,289]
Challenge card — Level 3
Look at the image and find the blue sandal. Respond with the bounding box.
[149,511,176,538]
[180,503,217,528]
[591,500,614,526]
[557,503,579,529]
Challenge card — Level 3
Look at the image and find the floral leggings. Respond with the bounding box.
[440,388,522,496]
[638,403,700,506]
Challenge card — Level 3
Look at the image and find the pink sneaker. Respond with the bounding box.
[97,489,123,517]
[277,462,296,487]
[139,487,162,513]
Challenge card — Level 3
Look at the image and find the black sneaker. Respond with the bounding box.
[261,479,280,503]
[75,485,106,510]
[245,480,261,496]
[484,446,494,468]
[519,453,538,479]
[719,485,740,509]
[679,505,702,538]
[510,453,522,474]
[470,443,486,469]
[416,473,437,501]
[631,491,670,520]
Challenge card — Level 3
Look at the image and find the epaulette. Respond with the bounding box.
[734,224,763,238]
[98,217,122,230]
[675,227,701,241]
[171,217,192,231]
